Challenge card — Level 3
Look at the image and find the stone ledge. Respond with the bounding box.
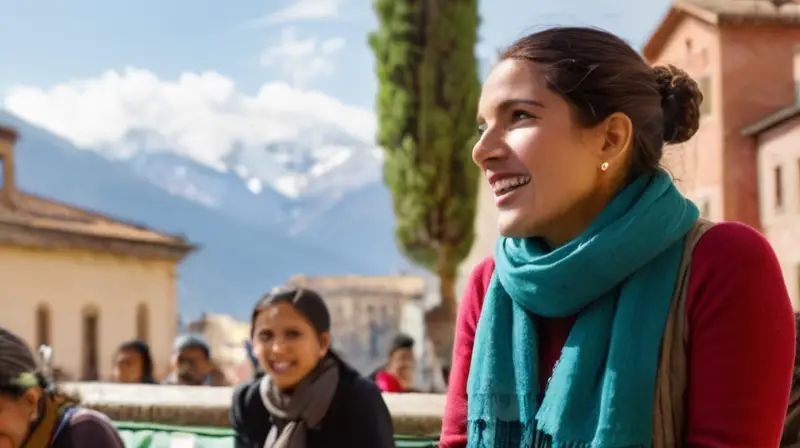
[61,382,445,436]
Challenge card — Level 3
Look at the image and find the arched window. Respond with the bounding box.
[81,307,100,381]
[35,304,51,348]
[136,303,149,343]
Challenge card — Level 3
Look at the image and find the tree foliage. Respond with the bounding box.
[369,0,481,359]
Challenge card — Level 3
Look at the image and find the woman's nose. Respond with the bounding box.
[472,128,506,167]
[270,339,287,354]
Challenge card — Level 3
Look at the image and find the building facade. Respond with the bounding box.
[0,125,194,381]
[286,274,429,374]
[643,0,800,228]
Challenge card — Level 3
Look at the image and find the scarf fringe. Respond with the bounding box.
[468,419,650,448]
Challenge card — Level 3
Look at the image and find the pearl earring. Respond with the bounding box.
[600,162,609,171]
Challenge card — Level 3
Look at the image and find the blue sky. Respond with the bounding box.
[0,0,673,166]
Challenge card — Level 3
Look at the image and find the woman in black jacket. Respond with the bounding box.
[230,287,395,448]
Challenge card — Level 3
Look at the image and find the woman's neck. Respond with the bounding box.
[541,179,623,248]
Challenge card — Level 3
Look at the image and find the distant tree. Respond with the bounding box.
[369,0,481,363]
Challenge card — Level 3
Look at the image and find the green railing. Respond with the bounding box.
[113,421,440,448]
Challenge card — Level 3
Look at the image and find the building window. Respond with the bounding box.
[136,303,149,343]
[775,165,784,211]
[698,76,712,117]
[82,308,100,381]
[35,305,51,348]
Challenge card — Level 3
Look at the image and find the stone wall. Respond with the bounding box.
[62,382,446,436]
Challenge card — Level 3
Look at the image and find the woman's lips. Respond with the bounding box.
[268,360,294,373]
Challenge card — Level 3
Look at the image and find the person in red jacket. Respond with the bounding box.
[440,26,796,448]
[373,334,416,393]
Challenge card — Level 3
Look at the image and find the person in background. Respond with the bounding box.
[373,334,417,393]
[162,335,228,387]
[0,327,124,448]
[230,287,394,448]
[440,26,795,448]
[111,341,156,384]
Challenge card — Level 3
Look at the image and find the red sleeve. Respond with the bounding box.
[684,222,796,447]
[440,257,495,448]
[375,370,405,393]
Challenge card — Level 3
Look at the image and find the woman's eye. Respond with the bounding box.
[286,329,301,338]
[259,330,273,341]
[511,110,534,121]
[476,123,487,136]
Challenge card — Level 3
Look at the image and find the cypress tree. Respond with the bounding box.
[369,0,481,362]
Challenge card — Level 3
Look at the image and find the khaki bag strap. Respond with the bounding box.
[652,218,715,448]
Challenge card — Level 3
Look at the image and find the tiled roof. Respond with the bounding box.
[742,103,800,136]
[643,0,800,61]
[679,0,800,19]
[0,192,188,247]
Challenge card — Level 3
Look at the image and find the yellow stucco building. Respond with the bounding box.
[0,124,194,381]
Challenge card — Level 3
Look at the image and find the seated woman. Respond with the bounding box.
[440,26,795,448]
[372,334,417,393]
[0,327,124,448]
[230,288,395,448]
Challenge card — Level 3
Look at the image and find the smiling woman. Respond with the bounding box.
[230,288,395,448]
[441,26,795,448]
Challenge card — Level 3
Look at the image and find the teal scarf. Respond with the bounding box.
[466,170,699,447]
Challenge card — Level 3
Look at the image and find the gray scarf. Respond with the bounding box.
[259,356,340,448]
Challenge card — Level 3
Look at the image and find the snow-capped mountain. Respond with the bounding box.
[0,110,411,319]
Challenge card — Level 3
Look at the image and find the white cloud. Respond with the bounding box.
[260,28,346,88]
[247,0,340,27]
[2,67,375,169]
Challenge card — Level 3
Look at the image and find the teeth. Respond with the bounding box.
[492,176,530,194]
[271,361,291,372]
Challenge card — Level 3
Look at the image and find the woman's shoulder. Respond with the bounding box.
[230,378,268,424]
[690,221,783,283]
[59,408,124,447]
[336,359,384,399]
[459,256,496,318]
[687,220,792,324]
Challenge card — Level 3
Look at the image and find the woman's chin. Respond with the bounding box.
[497,216,531,238]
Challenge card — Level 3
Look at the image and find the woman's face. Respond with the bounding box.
[252,302,330,390]
[474,58,620,245]
[0,389,40,448]
[388,347,415,386]
[113,349,145,384]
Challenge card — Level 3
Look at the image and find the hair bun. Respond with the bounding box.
[653,65,703,144]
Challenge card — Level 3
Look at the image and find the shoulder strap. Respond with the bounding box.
[652,218,714,448]
[51,407,78,446]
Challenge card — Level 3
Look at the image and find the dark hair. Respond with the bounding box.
[500,27,703,179]
[117,340,156,384]
[251,287,331,337]
[173,334,211,360]
[0,327,41,398]
[389,333,415,357]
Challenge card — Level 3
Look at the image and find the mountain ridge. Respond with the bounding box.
[0,110,411,319]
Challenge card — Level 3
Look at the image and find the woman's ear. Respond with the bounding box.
[600,112,633,163]
[21,387,42,418]
[319,332,332,358]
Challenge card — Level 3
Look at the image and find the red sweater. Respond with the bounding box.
[440,222,796,447]
[375,370,406,393]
